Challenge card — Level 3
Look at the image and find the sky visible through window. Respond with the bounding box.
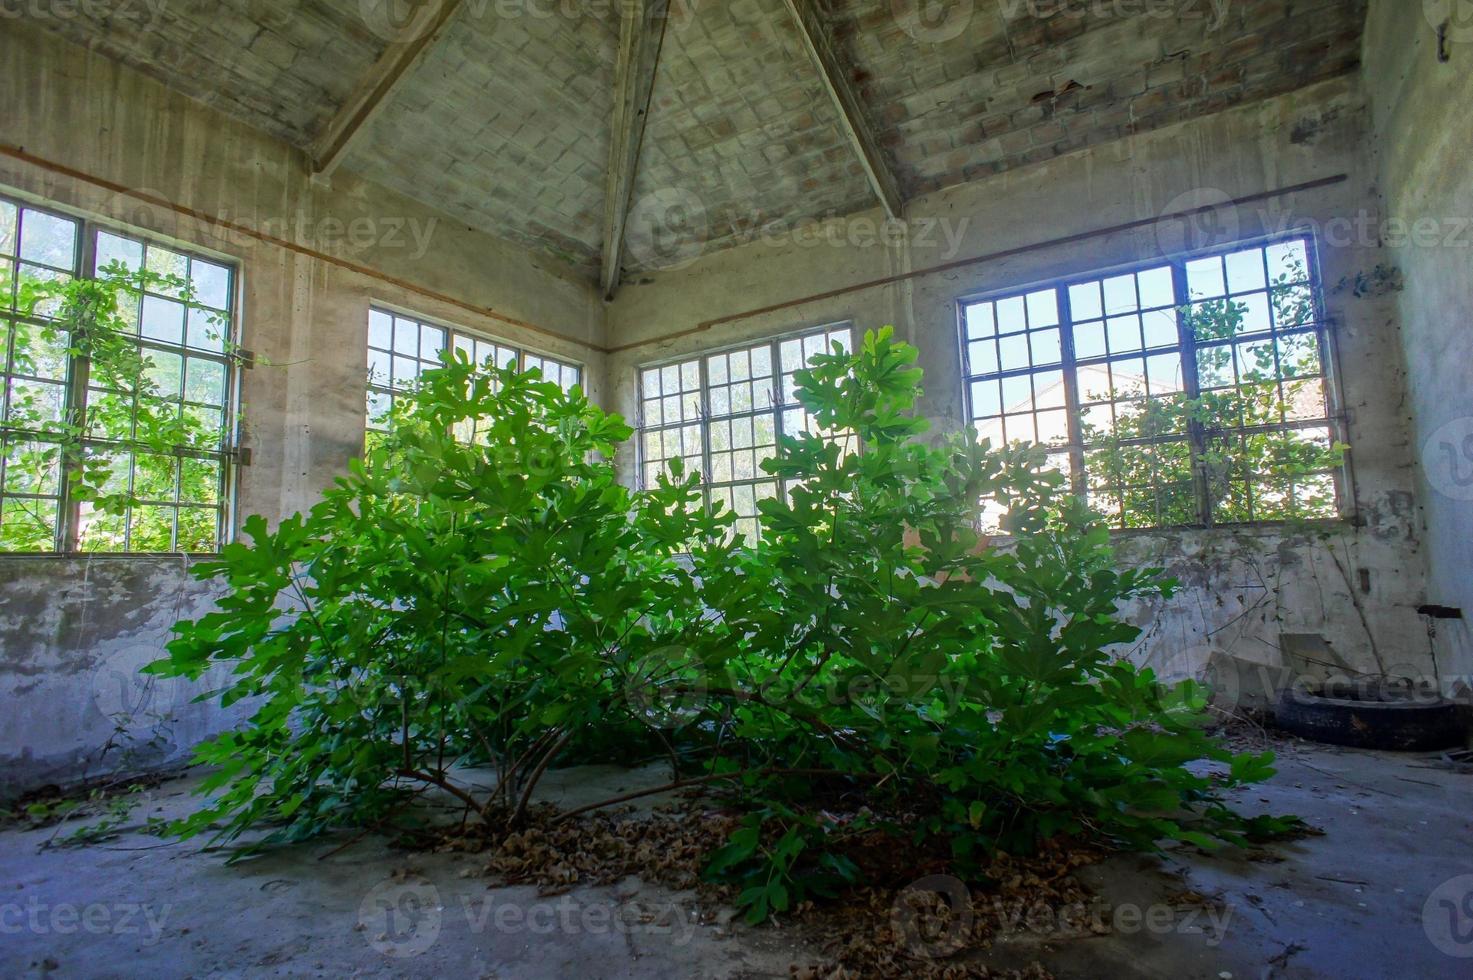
[638,324,852,543]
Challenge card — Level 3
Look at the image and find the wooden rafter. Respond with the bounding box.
[780,0,903,219]
[600,0,672,299]
[308,0,467,177]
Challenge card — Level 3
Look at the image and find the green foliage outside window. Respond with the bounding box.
[1083,259,1346,528]
[1,265,229,552]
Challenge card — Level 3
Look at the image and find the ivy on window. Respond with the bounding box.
[0,198,236,554]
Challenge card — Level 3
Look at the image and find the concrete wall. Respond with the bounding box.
[1361,1,1473,684]
[607,75,1435,692]
[0,23,607,796]
[0,559,240,796]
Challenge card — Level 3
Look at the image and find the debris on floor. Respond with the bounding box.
[4,741,1470,978]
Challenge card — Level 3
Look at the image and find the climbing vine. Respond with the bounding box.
[2,265,228,551]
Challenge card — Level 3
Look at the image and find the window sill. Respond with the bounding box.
[980,516,1356,546]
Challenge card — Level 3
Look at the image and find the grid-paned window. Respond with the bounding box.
[0,195,237,554]
[961,235,1344,530]
[365,307,582,435]
[638,323,852,542]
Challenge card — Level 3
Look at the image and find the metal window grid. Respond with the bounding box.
[636,323,854,542]
[365,305,584,438]
[958,234,1348,530]
[0,194,240,554]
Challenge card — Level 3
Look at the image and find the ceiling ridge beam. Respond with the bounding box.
[601,0,672,300]
[309,0,467,178]
[780,0,903,220]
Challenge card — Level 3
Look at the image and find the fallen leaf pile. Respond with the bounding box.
[410,794,1125,978]
[477,802,741,895]
[790,839,1102,979]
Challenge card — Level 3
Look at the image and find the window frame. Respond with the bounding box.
[956,232,1352,531]
[0,192,242,556]
[635,321,854,541]
[364,303,584,437]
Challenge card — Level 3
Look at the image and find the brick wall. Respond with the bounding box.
[343,5,619,275]
[628,0,876,272]
[21,0,1371,279]
[829,0,1368,197]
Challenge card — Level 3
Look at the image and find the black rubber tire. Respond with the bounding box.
[1274,687,1466,752]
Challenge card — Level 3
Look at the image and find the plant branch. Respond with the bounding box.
[395,769,486,818]
[553,767,878,824]
[513,728,575,824]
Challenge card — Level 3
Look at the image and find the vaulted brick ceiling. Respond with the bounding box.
[31,0,388,148]
[826,0,1367,198]
[340,7,620,273]
[22,0,1368,284]
[624,0,876,274]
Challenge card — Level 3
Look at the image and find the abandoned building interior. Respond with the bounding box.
[1,0,1471,977]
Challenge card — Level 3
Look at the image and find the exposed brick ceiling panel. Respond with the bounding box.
[623,0,877,274]
[827,0,1368,197]
[340,7,619,275]
[22,0,1369,281]
[30,0,388,148]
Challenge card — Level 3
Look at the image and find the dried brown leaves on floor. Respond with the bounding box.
[475,802,741,895]
[792,840,1101,979]
[422,799,1116,979]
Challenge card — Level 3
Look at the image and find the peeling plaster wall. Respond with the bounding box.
[0,24,607,797]
[608,76,1435,694]
[0,559,244,796]
[1361,2,1473,684]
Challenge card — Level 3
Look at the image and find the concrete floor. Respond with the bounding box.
[3,742,1471,979]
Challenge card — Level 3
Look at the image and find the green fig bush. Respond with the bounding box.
[150,329,1294,919]
[150,359,725,846]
